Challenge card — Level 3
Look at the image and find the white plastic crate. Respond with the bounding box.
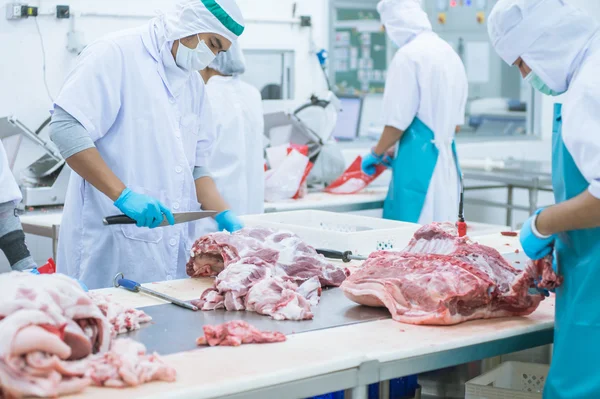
[241,210,420,255]
[466,361,549,399]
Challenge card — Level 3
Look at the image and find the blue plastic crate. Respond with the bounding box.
[307,375,418,399]
[369,383,379,399]
[307,391,344,399]
[390,375,419,399]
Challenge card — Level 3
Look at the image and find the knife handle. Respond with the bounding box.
[103,215,136,225]
[316,249,353,263]
[117,278,140,292]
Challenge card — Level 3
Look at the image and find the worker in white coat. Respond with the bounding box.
[488,0,600,397]
[199,43,265,227]
[0,141,36,271]
[49,0,246,289]
[361,0,468,224]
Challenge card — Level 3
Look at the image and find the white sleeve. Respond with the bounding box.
[381,52,419,131]
[563,86,600,199]
[195,91,217,168]
[54,41,123,142]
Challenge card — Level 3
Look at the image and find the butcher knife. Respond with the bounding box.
[102,211,218,226]
[316,248,368,263]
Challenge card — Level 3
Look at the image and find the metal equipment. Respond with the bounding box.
[113,273,198,311]
[263,91,346,187]
[0,115,70,207]
[316,248,368,263]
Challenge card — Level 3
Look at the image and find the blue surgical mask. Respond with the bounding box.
[524,72,566,97]
[175,35,217,71]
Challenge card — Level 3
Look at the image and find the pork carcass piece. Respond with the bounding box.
[186,227,349,286]
[0,272,111,398]
[341,223,562,325]
[88,292,152,336]
[196,321,286,347]
[0,273,176,398]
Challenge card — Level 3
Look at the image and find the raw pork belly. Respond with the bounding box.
[341,223,562,325]
[188,228,348,320]
[89,292,152,336]
[186,227,348,286]
[0,272,175,398]
[196,321,286,347]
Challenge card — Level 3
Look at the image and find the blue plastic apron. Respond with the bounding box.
[544,103,600,398]
[383,118,461,223]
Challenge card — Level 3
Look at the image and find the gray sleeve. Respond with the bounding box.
[49,106,96,159]
[193,166,213,180]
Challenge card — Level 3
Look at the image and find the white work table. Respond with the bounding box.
[68,234,555,399]
[263,187,388,213]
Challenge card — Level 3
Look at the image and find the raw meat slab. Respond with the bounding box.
[123,288,390,356]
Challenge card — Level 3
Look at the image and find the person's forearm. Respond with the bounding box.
[536,190,600,235]
[66,148,126,201]
[195,176,229,212]
[373,125,404,155]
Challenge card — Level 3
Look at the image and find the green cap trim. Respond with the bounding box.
[202,0,245,37]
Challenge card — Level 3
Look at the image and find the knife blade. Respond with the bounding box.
[103,211,218,226]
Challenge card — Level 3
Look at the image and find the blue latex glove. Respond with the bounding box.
[114,188,175,228]
[361,149,392,176]
[215,210,243,233]
[520,208,555,260]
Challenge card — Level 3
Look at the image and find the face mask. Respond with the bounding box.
[524,72,566,97]
[175,35,217,71]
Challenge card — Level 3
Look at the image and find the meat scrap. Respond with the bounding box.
[188,228,348,321]
[0,272,175,398]
[341,223,562,326]
[501,231,518,237]
[89,292,152,336]
[196,321,286,347]
[86,338,176,388]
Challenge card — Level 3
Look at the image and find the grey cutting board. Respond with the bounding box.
[124,287,390,355]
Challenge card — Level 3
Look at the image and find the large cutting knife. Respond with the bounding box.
[103,210,217,226]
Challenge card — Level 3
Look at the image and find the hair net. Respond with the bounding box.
[377,0,432,48]
[209,42,246,75]
[163,0,245,44]
[488,0,599,93]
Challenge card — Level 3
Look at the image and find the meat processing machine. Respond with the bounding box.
[263,91,346,187]
[0,115,70,208]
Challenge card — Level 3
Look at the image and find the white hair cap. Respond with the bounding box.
[377,0,432,48]
[488,0,599,93]
[163,0,245,43]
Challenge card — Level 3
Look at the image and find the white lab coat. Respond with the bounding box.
[54,22,216,289]
[382,31,468,224]
[0,141,21,205]
[205,75,264,214]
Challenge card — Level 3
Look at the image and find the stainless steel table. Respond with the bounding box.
[463,160,553,229]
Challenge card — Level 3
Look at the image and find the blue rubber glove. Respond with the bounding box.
[361,150,391,176]
[520,208,555,260]
[114,188,175,229]
[215,210,243,233]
